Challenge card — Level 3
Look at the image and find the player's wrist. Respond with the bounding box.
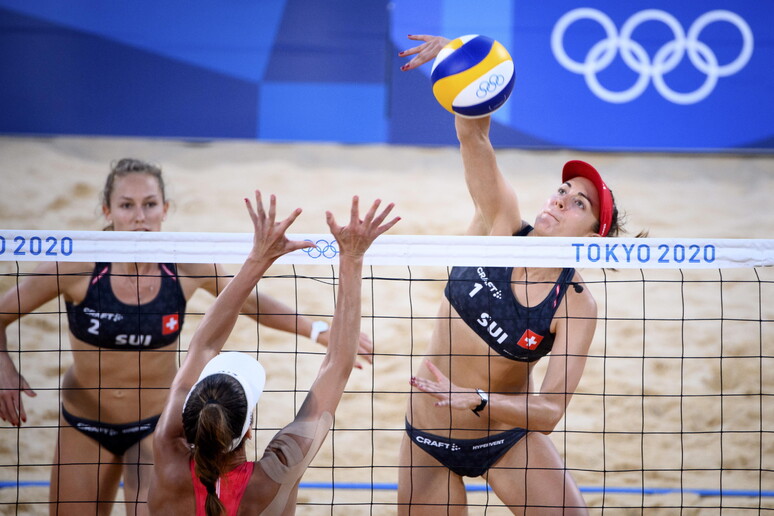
[339,250,365,262]
[471,388,488,417]
[310,320,329,344]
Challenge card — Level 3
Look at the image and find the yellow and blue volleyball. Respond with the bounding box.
[430,35,515,118]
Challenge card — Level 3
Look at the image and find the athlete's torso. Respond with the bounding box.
[444,265,575,362]
[443,226,575,362]
[66,262,186,350]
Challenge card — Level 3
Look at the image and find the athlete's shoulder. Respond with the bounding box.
[147,460,195,516]
[30,261,97,293]
[33,260,96,275]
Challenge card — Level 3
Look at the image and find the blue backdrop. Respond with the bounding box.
[0,1,770,151]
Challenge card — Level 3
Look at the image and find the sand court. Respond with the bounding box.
[0,136,772,514]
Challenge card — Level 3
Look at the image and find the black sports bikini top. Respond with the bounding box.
[443,225,576,362]
[66,262,186,350]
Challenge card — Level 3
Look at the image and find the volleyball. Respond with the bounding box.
[430,35,515,118]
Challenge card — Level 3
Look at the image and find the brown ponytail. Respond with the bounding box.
[183,374,248,516]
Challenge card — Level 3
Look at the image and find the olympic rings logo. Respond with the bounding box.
[551,8,754,104]
[476,74,505,98]
[302,239,338,259]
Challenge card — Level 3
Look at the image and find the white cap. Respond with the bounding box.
[184,352,266,452]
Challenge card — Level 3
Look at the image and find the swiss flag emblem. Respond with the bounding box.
[517,329,543,350]
[162,314,180,335]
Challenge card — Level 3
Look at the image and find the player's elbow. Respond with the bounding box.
[524,402,565,434]
[0,313,14,331]
[455,116,490,143]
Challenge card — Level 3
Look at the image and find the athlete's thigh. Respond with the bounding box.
[121,433,155,516]
[486,432,587,516]
[397,432,468,516]
[49,416,123,516]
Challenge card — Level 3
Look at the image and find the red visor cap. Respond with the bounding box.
[561,160,614,237]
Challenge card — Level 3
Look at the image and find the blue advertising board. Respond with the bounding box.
[0,0,770,151]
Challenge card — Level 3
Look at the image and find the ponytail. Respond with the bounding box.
[183,375,248,516]
[193,403,232,516]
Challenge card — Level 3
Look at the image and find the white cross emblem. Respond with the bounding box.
[165,316,178,332]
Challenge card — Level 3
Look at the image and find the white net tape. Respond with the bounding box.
[2,230,773,268]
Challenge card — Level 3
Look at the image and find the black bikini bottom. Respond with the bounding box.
[405,419,527,478]
[61,405,160,457]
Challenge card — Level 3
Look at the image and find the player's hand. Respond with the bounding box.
[326,196,400,258]
[0,353,36,427]
[244,190,314,264]
[399,34,450,71]
[410,360,480,412]
[317,330,374,369]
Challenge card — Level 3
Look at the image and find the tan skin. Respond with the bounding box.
[148,192,399,515]
[398,35,599,515]
[0,173,373,516]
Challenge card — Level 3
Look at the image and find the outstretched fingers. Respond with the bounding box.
[424,360,455,393]
[409,375,451,407]
[411,361,469,410]
[325,209,342,236]
[243,190,273,233]
[266,192,276,225]
[244,190,313,261]
[0,395,19,427]
[243,193,258,225]
[328,196,400,257]
[276,206,304,237]
[399,34,450,71]
[350,194,362,222]
[399,34,434,56]
[358,196,400,236]
[371,202,400,236]
[0,384,33,427]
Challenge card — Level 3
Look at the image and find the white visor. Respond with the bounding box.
[184,352,266,451]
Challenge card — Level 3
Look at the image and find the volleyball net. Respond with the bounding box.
[0,229,772,515]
